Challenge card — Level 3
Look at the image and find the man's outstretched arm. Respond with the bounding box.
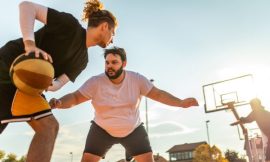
[230,112,255,126]
[146,86,198,108]
[49,90,89,109]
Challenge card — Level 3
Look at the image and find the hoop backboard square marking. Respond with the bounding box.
[220,91,238,105]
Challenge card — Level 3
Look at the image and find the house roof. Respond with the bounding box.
[167,141,207,153]
[154,154,168,162]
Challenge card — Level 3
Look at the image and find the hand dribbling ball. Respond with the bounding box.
[10,52,54,96]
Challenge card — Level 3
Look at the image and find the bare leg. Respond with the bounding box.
[134,152,154,162]
[81,152,101,162]
[26,115,59,162]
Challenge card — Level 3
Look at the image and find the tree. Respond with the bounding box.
[193,144,228,162]
[224,150,246,162]
[2,153,17,162]
[224,149,238,162]
[0,152,26,162]
[0,150,5,160]
[17,156,26,162]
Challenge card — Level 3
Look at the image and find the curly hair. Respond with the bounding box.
[82,0,117,28]
[104,47,126,62]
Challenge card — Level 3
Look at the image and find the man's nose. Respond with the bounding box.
[106,63,112,68]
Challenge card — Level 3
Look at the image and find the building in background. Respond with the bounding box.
[166,141,207,162]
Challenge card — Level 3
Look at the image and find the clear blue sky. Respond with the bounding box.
[1,0,270,161]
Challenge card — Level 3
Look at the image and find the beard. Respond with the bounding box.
[105,66,124,80]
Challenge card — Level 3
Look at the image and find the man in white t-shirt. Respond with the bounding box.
[49,47,199,162]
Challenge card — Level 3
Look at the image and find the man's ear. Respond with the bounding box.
[123,61,127,68]
[100,22,109,31]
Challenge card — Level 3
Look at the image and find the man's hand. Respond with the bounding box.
[230,117,244,126]
[230,121,240,126]
[180,98,199,108]
[49,98,62,109]
[24,40,53,63]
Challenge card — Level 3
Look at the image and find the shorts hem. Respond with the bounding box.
[83,150,104,158]
[131,150,153,157]
[1,109,52,124]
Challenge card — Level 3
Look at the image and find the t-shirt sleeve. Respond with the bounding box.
[78,77,97,99]
[46,8,80,35]
[137,73,154,96]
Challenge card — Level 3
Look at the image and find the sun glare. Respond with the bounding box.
[218,65,270,110]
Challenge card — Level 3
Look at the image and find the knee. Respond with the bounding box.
[134,152,154,162]
[48,118,59,136]
[30,116,59,137]
[44,117,59,136]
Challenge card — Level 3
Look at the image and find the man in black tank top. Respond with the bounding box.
[0,1,117,162]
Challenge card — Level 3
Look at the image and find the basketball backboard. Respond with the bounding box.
[203,74,256,113]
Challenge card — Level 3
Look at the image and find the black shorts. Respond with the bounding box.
[0,58,52,134]
[84,121,152,157]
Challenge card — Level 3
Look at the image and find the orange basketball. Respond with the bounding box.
[10,52,54,96]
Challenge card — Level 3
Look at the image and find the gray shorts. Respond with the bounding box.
[84,121,152,157]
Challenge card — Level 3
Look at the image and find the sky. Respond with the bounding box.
[1,0,270,161]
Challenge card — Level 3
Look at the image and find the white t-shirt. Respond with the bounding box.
[79,71,154,137]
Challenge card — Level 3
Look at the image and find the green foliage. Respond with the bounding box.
[17,156,26,162]
[224,149,239,162]
[192,144,228,162]
[224,149,246,162]
[0,150,5,160]
[0,151,26,162]
[2,153,17,162]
